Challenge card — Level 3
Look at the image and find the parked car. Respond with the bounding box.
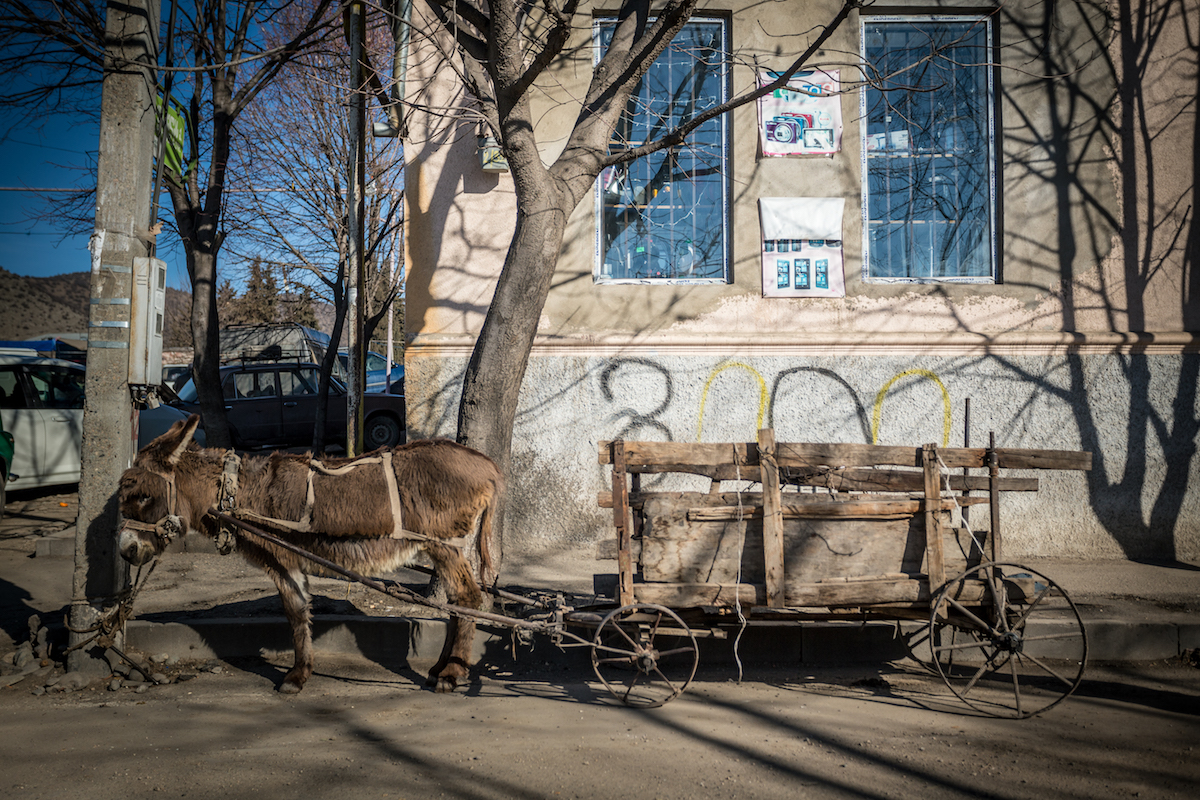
[0,352,204,492]
[0,413,13,515]
[335,350,405,393]
[171,361,405,451]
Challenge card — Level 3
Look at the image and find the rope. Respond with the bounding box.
[731,445,749,684]
[64,558,160,653]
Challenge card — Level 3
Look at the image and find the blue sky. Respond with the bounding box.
[1,112,191,289]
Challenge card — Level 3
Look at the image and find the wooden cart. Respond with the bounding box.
[593,430,1092,717]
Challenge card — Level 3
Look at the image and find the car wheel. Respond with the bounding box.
[365,413,403,449]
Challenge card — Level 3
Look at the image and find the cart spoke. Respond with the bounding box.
[657,646,696,658]
[1010,584,1053,630]
[1018,652,1080,688]
[650,666,681,694]
[1009,650,1024,717]
[945,596,998,635]
[595,655,637,666]
[959,659,993,696]
[932,636,993,655]
[611,623,640,651]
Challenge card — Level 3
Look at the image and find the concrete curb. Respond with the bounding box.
[123,613,1197,669]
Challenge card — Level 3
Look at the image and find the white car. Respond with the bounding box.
[0,352,204,492]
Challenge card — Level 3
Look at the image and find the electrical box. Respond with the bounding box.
[129,257,166,385]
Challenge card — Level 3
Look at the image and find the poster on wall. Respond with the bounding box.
[759,197,845,298]
[757,70,842,157]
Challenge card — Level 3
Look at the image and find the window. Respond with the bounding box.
[861,16,996,282]
[595,18,729,283]
[280,368,319,396]
[27,367,86,409]
[0,368,24,408]
[228,371,277,399]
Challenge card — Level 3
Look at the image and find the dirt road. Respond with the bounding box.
[3,487,1199,799]
[1,654,1197,800]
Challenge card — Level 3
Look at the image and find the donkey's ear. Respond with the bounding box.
[142,414,202,466]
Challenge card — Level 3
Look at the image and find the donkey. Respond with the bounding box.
[116,414,504,694]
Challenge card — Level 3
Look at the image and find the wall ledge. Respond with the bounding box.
[406,331,1200,357]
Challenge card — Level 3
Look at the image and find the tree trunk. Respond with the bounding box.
[456,174,571,569]
[189,246,231,448]
[457,197,567,469]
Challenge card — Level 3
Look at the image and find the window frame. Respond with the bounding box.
[592,16,732,285]
[859,13,999,284]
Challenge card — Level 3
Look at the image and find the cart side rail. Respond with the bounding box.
[598,440,1091,473]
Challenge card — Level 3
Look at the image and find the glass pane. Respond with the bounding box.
[28,368,86,409]
[0,368,26,408]
[863,18,994,280]
[596,19,728,282]
[280,369,317,396]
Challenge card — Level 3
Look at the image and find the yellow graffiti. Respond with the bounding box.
[697,362,769,441]
[872,369,952,446]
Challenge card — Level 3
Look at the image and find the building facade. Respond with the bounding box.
[401,0,1200,564]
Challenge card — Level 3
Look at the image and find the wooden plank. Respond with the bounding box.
[779,468,1038,494]
[599,440,757,468]
[629,574,1034,611]
[923,444,946,594]
[612,441,634,607]
[602,438,1091,472]
[785,578,928,606]
[995,448,1092,471]
[632,582,764,607]
[775,442,927,469]
[685,497,990,521]
[637,494,986,585]
[595,536,642,562]
[760,429,785,608]
[596,478,1034,509]
[989,434,1002,563]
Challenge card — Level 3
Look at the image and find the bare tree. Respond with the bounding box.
[0,0,342,447]
[367,0,860,477]
[226,9,405,448]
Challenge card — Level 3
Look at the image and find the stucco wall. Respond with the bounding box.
[401,0,1199,563]
[408,346,1200,562]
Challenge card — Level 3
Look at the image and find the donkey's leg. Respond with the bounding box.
[270,567,314,693]
[423,543,483,693]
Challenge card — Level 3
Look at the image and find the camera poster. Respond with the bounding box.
[759,197,845,298]
[757,69,842,157]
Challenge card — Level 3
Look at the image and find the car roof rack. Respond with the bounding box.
[219,345,311,365]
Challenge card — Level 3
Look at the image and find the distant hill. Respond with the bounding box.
[0,266,193,346]
[0,267,92,341]
[0,267,337,348]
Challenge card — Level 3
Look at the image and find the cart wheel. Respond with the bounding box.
[929,562,1087,718]
[591,603,699,708]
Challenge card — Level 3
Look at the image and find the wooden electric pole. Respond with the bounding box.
[68,0,161,674]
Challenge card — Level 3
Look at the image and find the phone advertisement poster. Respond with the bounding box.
[759,197,845,298]
[757,69,842,157]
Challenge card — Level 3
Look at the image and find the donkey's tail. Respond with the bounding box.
[476,477,503,586]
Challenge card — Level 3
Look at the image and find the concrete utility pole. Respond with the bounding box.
[69,0,161,674]
[345,0,367,455]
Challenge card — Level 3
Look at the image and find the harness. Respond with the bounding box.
[120,469,187,547]
[127,450,468,553]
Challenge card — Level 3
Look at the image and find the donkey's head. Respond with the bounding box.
[117,414,203,566]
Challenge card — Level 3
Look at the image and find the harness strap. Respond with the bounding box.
[213,451,242,554]
[233,452,467,549]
